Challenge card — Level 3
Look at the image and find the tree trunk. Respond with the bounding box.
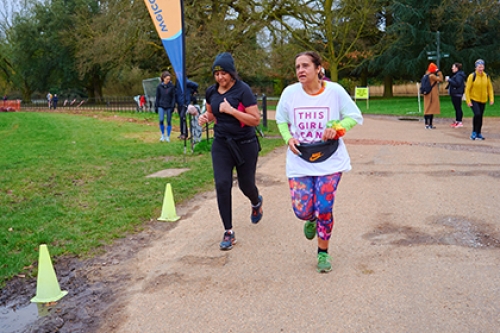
[383,75,393,98]
[360,67,368,87]
[21,79,32,102]
[330,63,339,82]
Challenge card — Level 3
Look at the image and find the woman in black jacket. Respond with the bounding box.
[446,63,466,127]
[155,71,176,142]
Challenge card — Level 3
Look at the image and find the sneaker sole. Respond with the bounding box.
[219,240,237,251]
[304,221,316,240]
[317,266,332,273]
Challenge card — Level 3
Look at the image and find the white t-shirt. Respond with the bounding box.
[276,81,363,178]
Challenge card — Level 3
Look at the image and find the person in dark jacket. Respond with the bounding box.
[52,94,59,109]
[175,78,199,139]
[445,63,466,127]
[155,71,176,142]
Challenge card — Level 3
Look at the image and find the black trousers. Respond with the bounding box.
[470,100,486,134]
[451,95,463,122]
[179,105,188,136]
[424,114,434,126]
[211,136,260,230]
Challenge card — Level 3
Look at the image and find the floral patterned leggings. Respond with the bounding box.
[288,173,342,241]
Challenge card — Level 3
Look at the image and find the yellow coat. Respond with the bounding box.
[424,71,444,115]
[465,71,494,105]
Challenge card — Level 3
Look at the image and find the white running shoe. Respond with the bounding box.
[166,136,170,142]
[160,135,165,142]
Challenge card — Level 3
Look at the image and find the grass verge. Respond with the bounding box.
[0,111,284,285]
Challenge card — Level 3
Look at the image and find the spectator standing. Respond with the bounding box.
[446,63,466,127]
[175,78,199,140]
[155,71,176,142]
[198,52,263,251]
[423,63,443,129]
[52,94,59,109]
[465,59,494,140]
[139,95,146,111]
[47,92,52,108]
[275,51,363,273]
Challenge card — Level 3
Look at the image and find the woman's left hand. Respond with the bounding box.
[322,128,337,141]
[219,98,234,115]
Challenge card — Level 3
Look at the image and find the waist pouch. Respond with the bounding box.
[217,136,258,166]
[297,140,339,163]
[226,138,244,166]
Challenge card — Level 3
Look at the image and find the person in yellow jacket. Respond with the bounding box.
[465,59,494,140]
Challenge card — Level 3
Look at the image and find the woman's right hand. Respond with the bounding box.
[198,113,209,125]
[288,138,301,156]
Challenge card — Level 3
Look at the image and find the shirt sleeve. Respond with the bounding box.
[240,82,258,107]
[336,84,363,126]
[488,77,494,103]
[465,74,473,105]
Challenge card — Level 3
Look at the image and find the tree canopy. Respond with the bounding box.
[1,0,499,99]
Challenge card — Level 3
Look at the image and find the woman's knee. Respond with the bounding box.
[291,203,315,221]
[215,178,232,194]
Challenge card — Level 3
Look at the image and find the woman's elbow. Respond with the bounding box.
[248,118,260,127]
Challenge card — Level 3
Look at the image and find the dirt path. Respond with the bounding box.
[100,115,500,332]
[3,115,500,332]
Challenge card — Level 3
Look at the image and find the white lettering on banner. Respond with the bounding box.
[294,107,329,142]
[148,0,168,32]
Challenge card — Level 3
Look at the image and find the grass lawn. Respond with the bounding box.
[2,96,498,285]
[354,95,500,118]
[266,95,500,118]
[0,110,283,285]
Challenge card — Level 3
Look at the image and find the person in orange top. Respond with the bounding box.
[423,62,444,129]
[465,59,494,140]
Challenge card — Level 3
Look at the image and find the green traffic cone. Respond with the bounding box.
[158,183,180,222]
[31,244,68,303]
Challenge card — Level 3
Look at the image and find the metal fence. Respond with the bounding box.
[21,95,274,121]
[22,96,154,112]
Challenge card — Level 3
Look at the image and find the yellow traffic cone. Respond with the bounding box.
[158,183,180,222]
[31,244,68,303]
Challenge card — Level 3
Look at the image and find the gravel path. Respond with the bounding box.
[92,115,500,332]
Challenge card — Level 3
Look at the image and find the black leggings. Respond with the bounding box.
[179,105,188,136]
[211,137,260,230]
[470,100,486,134]
[451,95,463,122]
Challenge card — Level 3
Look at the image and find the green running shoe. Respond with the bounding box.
[303,219,317,240]
[317,252,332,273]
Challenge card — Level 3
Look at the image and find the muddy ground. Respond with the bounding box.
[0,218,179,333]
[2,114,500,332]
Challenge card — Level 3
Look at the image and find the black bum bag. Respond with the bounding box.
[296,139,339,163]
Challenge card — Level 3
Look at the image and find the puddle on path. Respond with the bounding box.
[0,302,50,333]
[364,216,500,248]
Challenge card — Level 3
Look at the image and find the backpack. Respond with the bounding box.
[420,74,437,95]
[472,71,488,82]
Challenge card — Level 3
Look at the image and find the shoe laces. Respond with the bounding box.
[318,252,331,262]
[252,202,262,216]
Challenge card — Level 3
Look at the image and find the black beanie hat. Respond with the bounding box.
[212,52,236,74]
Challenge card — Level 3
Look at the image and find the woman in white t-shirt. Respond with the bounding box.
[276,51,363,273]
